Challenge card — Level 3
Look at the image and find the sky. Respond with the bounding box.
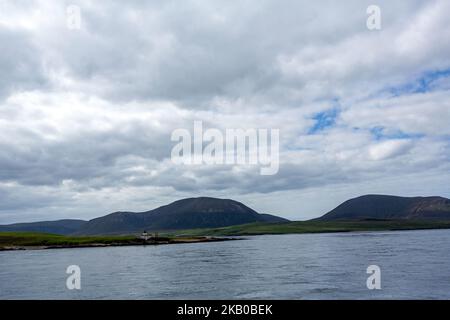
[0,0,449,223]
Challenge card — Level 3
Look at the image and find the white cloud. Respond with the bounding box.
[340,90,450,136]
[368,139,413,161]
[0,0,449,223]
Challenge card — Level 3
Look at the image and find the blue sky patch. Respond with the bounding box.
[308,107,339,134]
[386,68,450,96]
[370,126,425,140]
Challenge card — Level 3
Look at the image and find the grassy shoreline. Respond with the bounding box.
[0,232,236,251]
[3,220,450,250]
[166,220,450,237]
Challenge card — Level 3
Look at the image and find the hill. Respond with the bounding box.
[318,195,450,221]
[74,197,288,235]
[3,195,450,236]
[0,219,87,235]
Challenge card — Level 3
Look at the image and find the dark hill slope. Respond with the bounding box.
[75,197,288,235]
[0,219,87,235]
[318,195,450,221]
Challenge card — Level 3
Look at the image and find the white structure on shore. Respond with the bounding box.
[140,231,151,241]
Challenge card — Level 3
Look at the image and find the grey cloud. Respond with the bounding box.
[0,28,48,99]
[0,118,173,186]
[0,0,449,222]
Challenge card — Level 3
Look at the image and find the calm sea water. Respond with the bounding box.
[1,229,450,299]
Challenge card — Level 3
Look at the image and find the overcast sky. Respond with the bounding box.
[0,0,449,223]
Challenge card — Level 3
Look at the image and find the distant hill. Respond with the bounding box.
[3,195,450,236]
[74,197,289,235]
[318,195,450,221]
[0,219,87,235]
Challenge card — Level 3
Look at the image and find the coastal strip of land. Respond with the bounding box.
[0,232,237,251]
[3,220,450,251]
[167,220,450,237]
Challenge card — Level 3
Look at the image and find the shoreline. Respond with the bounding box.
[171,220,450,237]
[3,221,450,251]
[0,236,240,251]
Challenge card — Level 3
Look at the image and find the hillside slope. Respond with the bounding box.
[318,195,450,221]
[0,219,87,235]
[75,197,288,235]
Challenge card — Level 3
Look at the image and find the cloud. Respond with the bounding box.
[0,27,48,99]
[0,0,449,223]
[340,90,450,136]
[368,139,413,161]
